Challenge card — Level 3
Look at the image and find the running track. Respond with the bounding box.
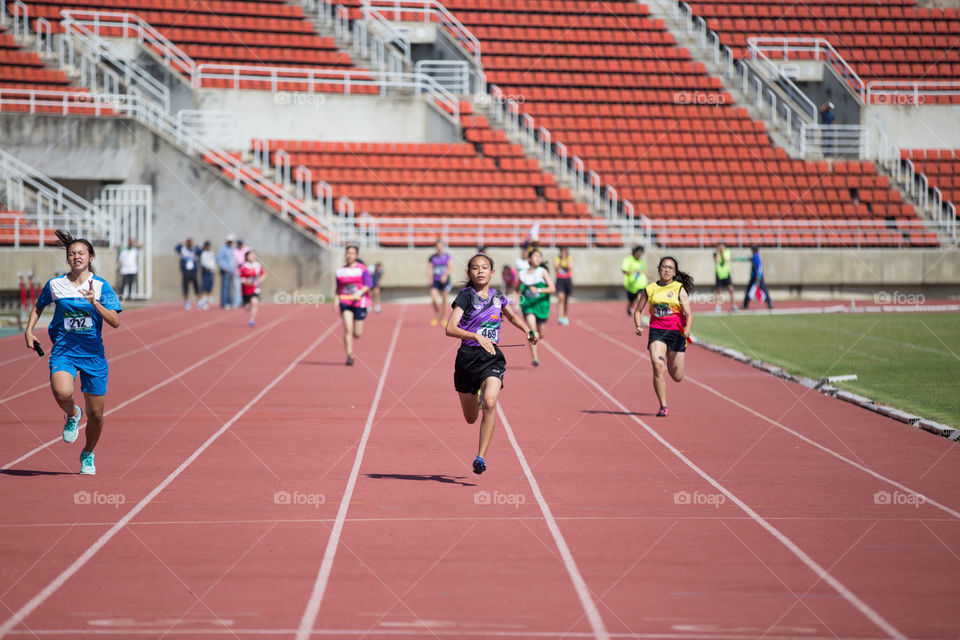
[1,302,957,639]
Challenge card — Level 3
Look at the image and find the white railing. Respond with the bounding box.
[652,218,940,249]
[795,123,873,160]
[354,217,649,248]
[348,13,407,74]
[866,80,960,106]
[59,11,171,111]
[98,185,152,298]
[55,10,197,81]
[486,83,649,241]
[0,91,341,245]
[414,59,483,96]
[748,38,864,100]
[359,0,481,62]
[875,132,957,241]
[0,147,113,246]
[360,1,411,60]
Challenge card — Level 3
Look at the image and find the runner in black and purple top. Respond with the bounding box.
[427,239,453,327]
[445,253,538,475]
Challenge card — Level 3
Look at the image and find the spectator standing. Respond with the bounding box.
[175,238,200,310]
[621,245,648,316]
[820,101,836,156]
[713,242,737,313]
[371,262,384,313]
[741,245,773,309]
[217,235,236,309]
[199,241,216,310]
[553,246,573,325]
[116,238,141,301]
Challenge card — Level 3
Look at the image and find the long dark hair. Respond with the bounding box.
[464,253,494,289]
[55,229,95,273]
[659,255,693,293]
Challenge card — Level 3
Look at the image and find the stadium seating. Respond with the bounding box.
[0,210,58,245]
[0,25,73,90]
[423,0,934,247]
[241,101,631,247]
[901,149,960,208]
[8,0,374,91]
[686,0,960,89]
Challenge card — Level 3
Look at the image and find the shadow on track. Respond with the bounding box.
[0,469,76,476]
[365,473,476,487]
[581,409,656,417]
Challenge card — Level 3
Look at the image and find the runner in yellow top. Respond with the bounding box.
[633,256,694,417]
[621,245,648,316]
[713,242,737,313]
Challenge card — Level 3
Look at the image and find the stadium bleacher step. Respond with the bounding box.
[645,0,800,158]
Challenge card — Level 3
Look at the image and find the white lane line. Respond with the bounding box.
[579,321,960,521]
[543,342,907,640]
[0,312,225,404]
[498,404,611,640]
[0,322,337,639]
[1,315,289,471]
[295,307,405,640]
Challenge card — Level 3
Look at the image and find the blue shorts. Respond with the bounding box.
[50,353,109,396]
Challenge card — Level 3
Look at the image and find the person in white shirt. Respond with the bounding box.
[199,241,217,310]
[116,238,141,300]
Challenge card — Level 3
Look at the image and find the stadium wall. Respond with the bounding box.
[3,246,957,303]
[194,91,459,147]
[0,113,332,294]
[865,104,960,148]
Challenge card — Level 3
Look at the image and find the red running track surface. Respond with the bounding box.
[0,302,957,639]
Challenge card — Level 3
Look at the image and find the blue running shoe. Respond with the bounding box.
[79,450,96,475]
[62,406,81,444]
[472,455,486,475]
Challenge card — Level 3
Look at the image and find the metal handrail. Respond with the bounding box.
[352,216,649,248]
[57,10,197,81]
[651,218,940,249]
[0,91,339,245]
[60,11,171,111]
[0,148,112,245]
[359,0,481,61]
[866,80,960,105]
[747,37,865,100]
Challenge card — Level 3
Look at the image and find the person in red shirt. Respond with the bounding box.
[239,250,266,327]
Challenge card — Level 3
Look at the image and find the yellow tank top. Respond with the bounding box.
[645,280,685,331]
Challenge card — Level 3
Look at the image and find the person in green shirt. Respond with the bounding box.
[713,242,737,313]
[621,245,648,316]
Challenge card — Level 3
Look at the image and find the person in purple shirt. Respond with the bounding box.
[445,253,538,475]
[427,239,452,327]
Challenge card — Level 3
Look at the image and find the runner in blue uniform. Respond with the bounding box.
[24,230,122,475]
